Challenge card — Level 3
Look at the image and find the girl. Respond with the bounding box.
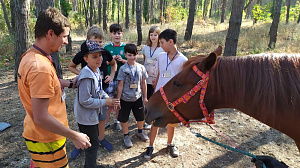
[141,26,164,129]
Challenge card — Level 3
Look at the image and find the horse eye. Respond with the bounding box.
[173,81,182,87]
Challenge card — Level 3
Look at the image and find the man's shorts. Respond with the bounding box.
[25,138,68,168]
[104,80,118,98]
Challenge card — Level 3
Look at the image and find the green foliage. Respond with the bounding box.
[165,2,188,22]
[0,34,14,69]
[60,0,72,17]
[69,11,85,30]
[252,3,273,21]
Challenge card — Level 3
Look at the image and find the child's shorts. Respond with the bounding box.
[118,97,144,123]
[25,138,68,168]
[105,80,118,98]
[98,106,107,121]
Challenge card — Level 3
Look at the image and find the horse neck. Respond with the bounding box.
[206,56,265,118]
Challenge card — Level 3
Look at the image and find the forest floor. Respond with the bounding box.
[0,38,300,168]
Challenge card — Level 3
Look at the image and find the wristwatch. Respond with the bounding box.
[68,80,73,88]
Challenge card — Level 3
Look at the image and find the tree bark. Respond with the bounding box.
[125,0,129,29]
[0,0,12,34]
[223,0,245,56]
[14,0,30,82]
[10,0,15,31]
[209,0,213,18]
[89,0,93,27]
[298,11,300,23]
[103,0,107,31]
[159,0,163,23]
[98,0,102,24]
[268,0,282,50]
[83,0,88,27]
[286,0,290,24]
[136,0,142,46]
[35,0,53,17]
[184,0,197,41]
[220,0,226,23]
[35,0,63,78]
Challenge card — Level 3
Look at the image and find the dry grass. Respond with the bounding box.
[70,19,300,57]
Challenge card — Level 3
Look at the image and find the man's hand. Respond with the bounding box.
[69,131,91,150]
[251,155,289,168]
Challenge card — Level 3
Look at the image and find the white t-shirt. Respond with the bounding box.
[155,52,188,92]
[142,45,164,84]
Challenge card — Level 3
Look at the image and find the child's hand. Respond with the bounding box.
[104,75,113,84]
[105,98,120,107]
[143,98,148,105]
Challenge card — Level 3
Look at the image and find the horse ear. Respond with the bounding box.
[214,46,222,56]
[200,52,218,72]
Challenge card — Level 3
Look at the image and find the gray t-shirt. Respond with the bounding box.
[117,62,148,102]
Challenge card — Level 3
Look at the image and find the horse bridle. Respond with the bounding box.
[160,64,215,127]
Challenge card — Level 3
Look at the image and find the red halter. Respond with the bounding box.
[160,65,215,127]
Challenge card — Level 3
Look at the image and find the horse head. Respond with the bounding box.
[145,46,222,127]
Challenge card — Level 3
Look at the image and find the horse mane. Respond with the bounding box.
[214,53,300,115]
[182,53,300,117]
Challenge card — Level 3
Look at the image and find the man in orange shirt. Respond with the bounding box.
[17,7,91,168]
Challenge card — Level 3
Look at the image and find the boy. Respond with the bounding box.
[144,29,188,160]
[74,40,120,168]
[17,7,91,168]
[69,26,115,158]
[116,44,149,148]
[103,24,127,130]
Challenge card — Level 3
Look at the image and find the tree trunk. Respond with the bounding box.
[14,0,30,82]
[125,0,129,29]
[117,0,120,24]
[0,0,12,34]
[35,0,53,17]
[89,0,93,27]
[223,0,245,56]
[220,0,226,23]
[143,0,149,22]
[286,0,290,24]
[184,0,197,41]
[72,0,78,11]
[10,0,15,31]
[298,11,300,23]
[83,0,88,27]
[268,0,282,50]
[209,0,213,18]
[103,0,107,31]
[159,0,163,23]
[35,0,63,78]
[149,0,154,21]
[98,0,102,24]
[131,0,135,16]
[136,0,142,46]
[203,0,209,19]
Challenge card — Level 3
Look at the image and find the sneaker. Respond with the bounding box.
[144,123,151,130]
[99,138,113,151]
[167,144,179,157]
[137,130,149,142]
[114,122,121,131]
[70,148,81,159]
[124,135,133,148]
[105,122,110,129]
[144,146,154,160]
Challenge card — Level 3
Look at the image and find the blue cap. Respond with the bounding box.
[86,40,103,54]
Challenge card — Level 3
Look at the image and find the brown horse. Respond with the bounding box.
[145,46,300,154]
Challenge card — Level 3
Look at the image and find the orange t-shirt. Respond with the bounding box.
[18,49,69,143]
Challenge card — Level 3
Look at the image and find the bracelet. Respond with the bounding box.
[68,80,73,88]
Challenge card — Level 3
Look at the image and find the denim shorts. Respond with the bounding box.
[104,80,118,98]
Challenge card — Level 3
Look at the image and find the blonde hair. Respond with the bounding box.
[87,25,104,40]
[146,26,161,47]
